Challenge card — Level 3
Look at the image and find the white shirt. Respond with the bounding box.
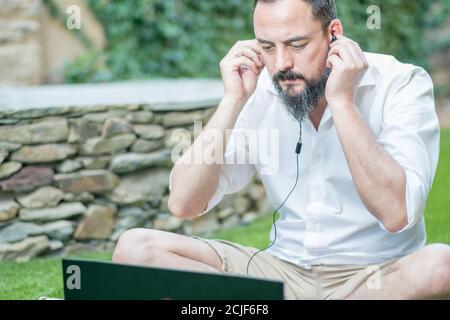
[170,52,440,268]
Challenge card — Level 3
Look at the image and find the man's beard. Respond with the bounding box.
[273,67,331,123]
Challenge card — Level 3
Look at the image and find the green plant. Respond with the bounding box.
[55,0,442,83]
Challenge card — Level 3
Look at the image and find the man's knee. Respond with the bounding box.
[416,244,450,296]
[112,228,159,264]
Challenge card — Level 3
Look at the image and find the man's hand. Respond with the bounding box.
[220,40,265,106]
[325,35,368,108]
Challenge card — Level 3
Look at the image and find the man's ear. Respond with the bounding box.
[328,19,344,42]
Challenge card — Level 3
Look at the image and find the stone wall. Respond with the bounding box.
[0,81,271,261]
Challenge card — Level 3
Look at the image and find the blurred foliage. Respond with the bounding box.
[62,0,448,83]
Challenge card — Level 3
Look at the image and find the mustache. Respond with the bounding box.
[273,70,308,82]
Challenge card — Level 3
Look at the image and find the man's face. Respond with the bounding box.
[254,0,331,121]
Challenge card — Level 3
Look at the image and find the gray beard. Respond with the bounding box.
[273,68,331,123]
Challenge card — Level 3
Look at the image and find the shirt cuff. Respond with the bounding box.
[377,169,425,234]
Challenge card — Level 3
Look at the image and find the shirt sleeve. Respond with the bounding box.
[375,67,440,234]
[168,97,257,216]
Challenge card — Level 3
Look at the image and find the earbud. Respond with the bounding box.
[331,33,337,43]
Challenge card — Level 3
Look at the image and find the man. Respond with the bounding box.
[113,0,450,299]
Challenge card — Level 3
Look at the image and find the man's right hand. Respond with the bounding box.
[220,40,265,105]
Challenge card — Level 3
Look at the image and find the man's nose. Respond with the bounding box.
[275,49,294,72]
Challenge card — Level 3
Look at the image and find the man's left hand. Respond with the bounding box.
[325,35,368,109]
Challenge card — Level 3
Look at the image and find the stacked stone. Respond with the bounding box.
[0,0,43,84]
[0,103,271,261]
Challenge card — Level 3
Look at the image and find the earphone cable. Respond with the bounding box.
[246,120,303,276]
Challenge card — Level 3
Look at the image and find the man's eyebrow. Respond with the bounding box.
[257,35,310,45]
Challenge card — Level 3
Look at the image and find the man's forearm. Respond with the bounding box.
[330,100,408,232]
[168,96,245,219]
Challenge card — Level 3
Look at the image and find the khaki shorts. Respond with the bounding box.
[193,236,398,300]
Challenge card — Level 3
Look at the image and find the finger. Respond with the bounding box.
[326,53,343,69]
[328,44,356,67]
[232,46,264,68]
[232,39,263,56]
[230,56,261,75]
[329,35,353,48]
[346,44,366,68]
[353,43,369,68]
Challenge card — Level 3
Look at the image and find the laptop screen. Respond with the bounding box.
[63,258,284,300]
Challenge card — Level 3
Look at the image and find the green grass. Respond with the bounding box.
[1,129,449,300]
[424,128,450,244]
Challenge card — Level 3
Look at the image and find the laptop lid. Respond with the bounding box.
[62,258,284,300]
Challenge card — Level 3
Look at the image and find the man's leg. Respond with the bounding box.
[112,228,223,274]
[347,243,450,299]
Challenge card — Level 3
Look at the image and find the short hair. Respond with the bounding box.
[253,0,337,28]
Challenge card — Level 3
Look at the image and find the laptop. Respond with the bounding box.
[62,258,284,300]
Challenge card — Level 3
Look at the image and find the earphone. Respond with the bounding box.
[245,32,336,275]
[331,33,337,43]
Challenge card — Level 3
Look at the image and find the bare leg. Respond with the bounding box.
[347,244,450,299]
[112,228,223,274]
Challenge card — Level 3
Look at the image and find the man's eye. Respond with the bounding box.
[291,44,306,49]
[262,46,273,51]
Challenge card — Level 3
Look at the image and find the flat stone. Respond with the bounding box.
[0,119,20,125]
[164,127,193,148]
[74,205,117,240]
[0,119,69,144]
[102,118,133,138]
[80,133,136,155]
[0,80,222,114]
[40,220,75,241]
[11,144,77,163]
[153,213,184,232]
[83,110,128,123]
[0,222,43,244]
[0,218,73,244]
[0,151,8,164]
[233,196,251,215]
[78,156,110,170]
[187,214,221,236]
[218,207,234,220]
[0,162,22,180]
[0,199,20,222]
[249,184,266,200]
[54,170,119,193]
[68,118,102,143]
[56,159,83,173]
[17,186,65,209]
[126,111,154,124]
[19,202,86,222]
[110,207,157,241]
[0,235,50,262]
[110,149,172,174]
[130,139,164,153]
[49,240,64,252]
[63,192,95,203]
[162,111,205,127]
[0,166,54,192]
[221,215,241,229]
[0,142,21,152]
[241,211,259,225]
[107,169,170,205]
[133,124,165,140]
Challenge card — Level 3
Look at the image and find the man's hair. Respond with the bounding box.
[253,0,337,28]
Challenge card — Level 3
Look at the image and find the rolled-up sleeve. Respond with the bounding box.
[168,99,256,216]
[376,67,440,233]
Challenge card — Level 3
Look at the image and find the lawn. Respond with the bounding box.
[0,129,449,300]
